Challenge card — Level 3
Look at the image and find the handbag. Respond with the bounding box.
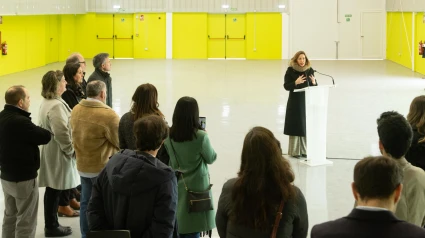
[170,141,214,213]
[270,200,285,238]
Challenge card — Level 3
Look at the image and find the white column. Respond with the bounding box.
[166,12,173,59]
[412,12,415,71]
[282,13,290,59]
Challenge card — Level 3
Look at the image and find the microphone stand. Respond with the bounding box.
[314,70,335,85]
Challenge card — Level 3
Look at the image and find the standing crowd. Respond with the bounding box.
[0,51,424,238]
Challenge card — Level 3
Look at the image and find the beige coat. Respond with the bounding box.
[70,99,119,173]
[38,97,79,190]
[395,158,425,227]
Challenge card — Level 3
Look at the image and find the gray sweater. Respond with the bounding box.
[216,178,308,238]
[118,112,136,150]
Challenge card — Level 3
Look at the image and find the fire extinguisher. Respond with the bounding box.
[419,41,423,55]
[1,42,7,56]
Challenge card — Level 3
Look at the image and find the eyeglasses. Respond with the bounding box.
[79,61,86,65]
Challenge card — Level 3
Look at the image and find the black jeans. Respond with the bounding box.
[44,187,62,229]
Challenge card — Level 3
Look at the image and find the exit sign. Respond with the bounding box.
[230,7,237,11]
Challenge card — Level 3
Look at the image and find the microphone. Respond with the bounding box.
[314,70,335,85]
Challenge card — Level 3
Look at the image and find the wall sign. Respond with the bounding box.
[345,14,352,22]
[140,14,144,21]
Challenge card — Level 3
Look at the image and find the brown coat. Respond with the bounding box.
[70,99,119,173]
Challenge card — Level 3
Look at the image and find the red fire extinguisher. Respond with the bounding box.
[419,41,423,55]
[1,41,7,55]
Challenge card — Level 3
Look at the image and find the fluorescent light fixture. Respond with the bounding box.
[278,4,285,9]
[222,4,229,9]
[113,5,120,9]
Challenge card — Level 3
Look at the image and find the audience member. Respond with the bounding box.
[71,80,119,238]
[0,85,51,237]
[62,62,85,109]
[376,111,425,226]
[406,95,425,170]
[311,156,425,238]
[38,70,80,237]
[164,96,217,238]
[66,53,88,95]
[87,115,177,238]
[87,53,112,107]
[216,127,308,238]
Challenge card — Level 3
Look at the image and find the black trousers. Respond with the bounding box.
[44,187,62,229]
[58,189,76,206]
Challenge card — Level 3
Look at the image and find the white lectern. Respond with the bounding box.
[294,85,334,166]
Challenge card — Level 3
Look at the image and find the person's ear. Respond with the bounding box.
[394,184,403,204]
[351,182,360,203]
[378,140,385,155]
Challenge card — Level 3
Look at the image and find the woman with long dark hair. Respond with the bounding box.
[119,83,164,149]
[406,95,425,170]
[62,62,85,109]
[164,96,217,238]
[216,127,308,238]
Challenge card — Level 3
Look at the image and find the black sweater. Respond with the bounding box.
[0,105,51,182]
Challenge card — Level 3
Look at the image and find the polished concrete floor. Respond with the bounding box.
[0,59,423,237]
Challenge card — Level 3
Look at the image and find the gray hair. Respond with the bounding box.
[86,80,106,98]
[66,55,79,65]
[93,53,109,69]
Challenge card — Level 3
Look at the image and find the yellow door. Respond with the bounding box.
[114,14,134,58]
[207,14,226,58]
[95,14,114,57]
[225,14,246,58]
[47,15,59,64]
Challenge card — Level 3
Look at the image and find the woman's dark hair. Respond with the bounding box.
[41,70,63,99]
[231,127,296,231]
[63,63,81,93]
[169,97,201,142]
[407,95,425,143]
[134,115,169,151]
[131,83,164,121]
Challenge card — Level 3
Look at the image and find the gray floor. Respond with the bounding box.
[0,59,423,237]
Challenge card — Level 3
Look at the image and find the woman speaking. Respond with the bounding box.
[283,51,317,158]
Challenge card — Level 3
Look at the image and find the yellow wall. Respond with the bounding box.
[173,13,208,59]
[75,13,97,59]
[415,13,425,75]
[246,13,282,59]
[386,12,413,69]
[0,16,46,76]
[134,13,166,59]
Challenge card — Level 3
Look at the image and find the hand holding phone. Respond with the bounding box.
[199,117,206,130]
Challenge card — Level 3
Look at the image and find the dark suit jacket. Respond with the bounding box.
[311,208,425,238]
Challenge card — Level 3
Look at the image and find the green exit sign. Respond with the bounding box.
[230,7,237,11]
[345,14,352,17]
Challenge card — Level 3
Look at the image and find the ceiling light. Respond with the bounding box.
[113,5,120,9]
[278,5,285,9]
[222,4,229,9]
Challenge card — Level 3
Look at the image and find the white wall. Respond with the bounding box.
[0,0,86,15]
[87,0,290,13]
[288,0,386,59]
[387,0,425,12]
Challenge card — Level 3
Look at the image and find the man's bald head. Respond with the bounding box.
[67,53,86,72]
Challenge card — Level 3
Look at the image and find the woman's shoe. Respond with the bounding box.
[57,206,79,217]
[45,225,72,237]
[292,155,301,158]
[69,198,80,210]
[302,154,307,158]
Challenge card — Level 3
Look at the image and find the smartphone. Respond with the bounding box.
[199,117,206,130]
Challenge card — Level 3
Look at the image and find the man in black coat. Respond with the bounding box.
[0,85,51,237]
[87,115,178,238]
[87,53,113,108]
[311,156,425,238]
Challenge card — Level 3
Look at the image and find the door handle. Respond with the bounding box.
[227,35,245,40]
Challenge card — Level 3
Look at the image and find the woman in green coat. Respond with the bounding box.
[164,96,217,238]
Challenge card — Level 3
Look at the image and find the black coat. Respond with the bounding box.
[311,209,425,238]
[88,68,112,108]
[87,149,178,238]
[61,84,85,109]
[405,127,425,171]
[283,66,316,137]
[0,105,51,182]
